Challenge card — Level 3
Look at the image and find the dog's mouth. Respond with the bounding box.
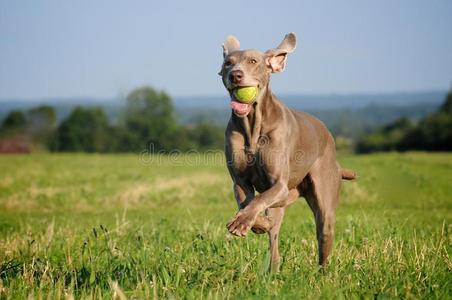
[229,86,259,117]
[230,100,253,116]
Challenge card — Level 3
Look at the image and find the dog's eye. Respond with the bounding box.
[248,59,257,64]
[224,60,233,67]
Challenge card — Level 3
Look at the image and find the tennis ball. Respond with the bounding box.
[233,86,258,103]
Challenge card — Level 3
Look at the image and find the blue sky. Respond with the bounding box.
[0,0,451,99]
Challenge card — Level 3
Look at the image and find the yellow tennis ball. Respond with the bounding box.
[233,86,258,103]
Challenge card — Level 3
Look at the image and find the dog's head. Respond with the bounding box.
[219,33,297,117]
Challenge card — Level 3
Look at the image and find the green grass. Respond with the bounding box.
[0,152,451,299]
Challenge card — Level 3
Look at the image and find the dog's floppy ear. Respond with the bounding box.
[266,32,297,73]
[222,35,240,58]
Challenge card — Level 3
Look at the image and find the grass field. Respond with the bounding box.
[0,152,451,299]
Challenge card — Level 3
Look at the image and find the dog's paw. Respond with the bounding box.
[251,215,272,234]
[226,209,257,237]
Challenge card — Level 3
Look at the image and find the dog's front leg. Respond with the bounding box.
[231,181,275,235]
[232,181,254,209]
[227,179,289,237]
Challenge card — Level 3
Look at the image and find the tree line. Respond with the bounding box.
[0,86,224,153]
[2,86,451,154]
[355,89,452,153]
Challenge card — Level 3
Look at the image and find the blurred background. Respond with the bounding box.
[1,0,451,154]
[1,2,451,298]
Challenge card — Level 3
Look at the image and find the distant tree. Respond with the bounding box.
[171,126,196,151]
[439,89,452,114]
[121,86,178,152]
[402,113,452,151]
[27,106,56,130]
[0,110,31,153]
[356,89,452,153]
[399,89,452,151]
[27,106,56,145]
[189,122,224,150]
[1,110,26,133]
[355,117,414,153]
[51,107,110,152]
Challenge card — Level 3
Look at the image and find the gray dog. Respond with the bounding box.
[219,33,356,271]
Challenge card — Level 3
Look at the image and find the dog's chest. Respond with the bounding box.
[229,137,273,192]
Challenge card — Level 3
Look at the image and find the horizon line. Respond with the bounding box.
[0,88,448,102]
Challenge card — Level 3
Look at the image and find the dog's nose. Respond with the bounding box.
[229,70,244,84]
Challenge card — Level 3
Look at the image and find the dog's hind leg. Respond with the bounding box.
[303,158,341,266]
[266,207,285,272]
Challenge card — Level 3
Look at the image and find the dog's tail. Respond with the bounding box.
[341,168,357,180]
